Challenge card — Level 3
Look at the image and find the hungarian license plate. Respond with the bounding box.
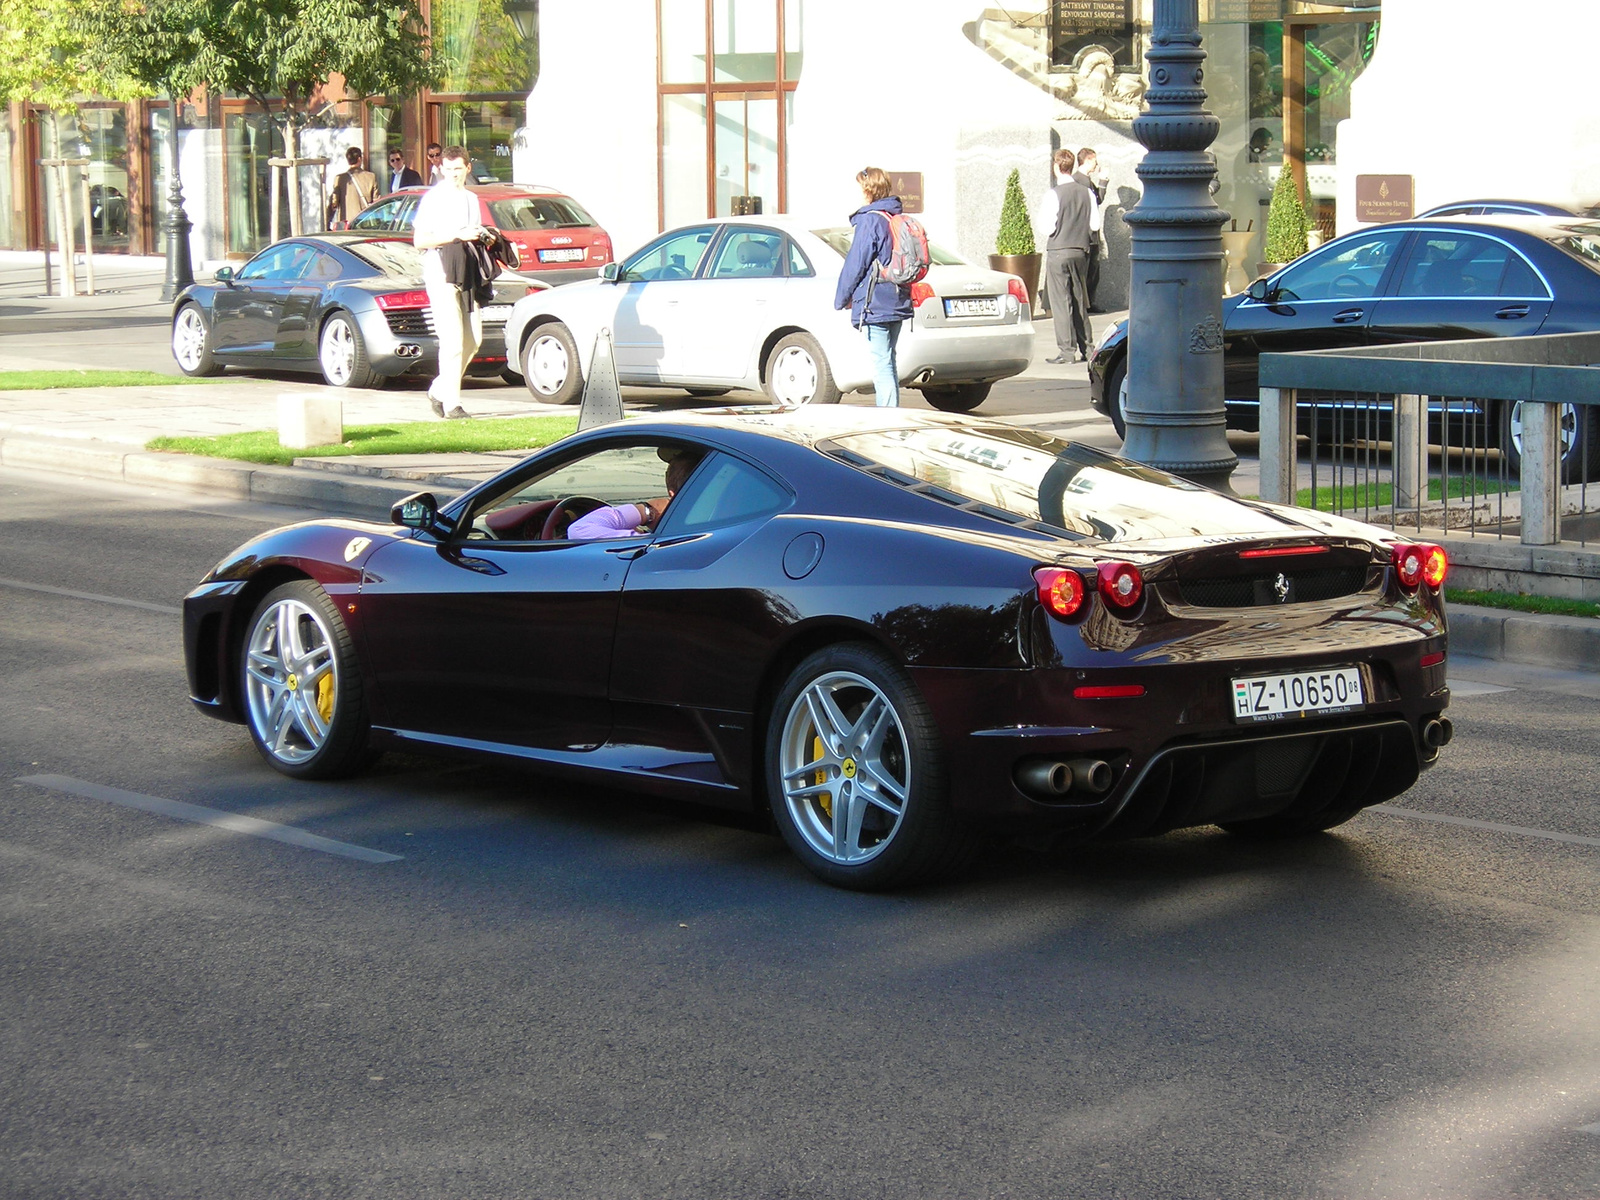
[537,247,585,263]
[944,296,998,318]
[480,304,512,322]
[1231,667,1364,722]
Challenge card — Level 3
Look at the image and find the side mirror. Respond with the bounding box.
[1246,277,1274,302]
[600,262,622,283]
[214,266,235,284]
[391,491,450,534]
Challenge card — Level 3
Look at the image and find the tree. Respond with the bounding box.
[197,0,441,158]
[0,0,132,108]
[1264,167,1311,264]
[995,168,1036,256]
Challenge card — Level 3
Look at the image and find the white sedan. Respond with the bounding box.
[501,215,1034,412]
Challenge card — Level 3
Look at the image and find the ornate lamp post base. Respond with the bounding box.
[159,92,196,303]
[1120,0,1237,494]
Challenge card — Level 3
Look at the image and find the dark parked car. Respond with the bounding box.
[1417,199,1582,219]
[1090,215,1600,477]
[351,183,614,287]
[171,233,541,388]
[184,407,1453,890]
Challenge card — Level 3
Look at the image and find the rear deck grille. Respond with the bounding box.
[1178,565,1369,608]
[384,309,433,336]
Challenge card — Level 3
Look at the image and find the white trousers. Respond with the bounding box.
[423,251,483,408]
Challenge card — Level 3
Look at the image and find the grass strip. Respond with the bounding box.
[1446,587,1600,620]
[1295,475,1518,509]
[147,415,579,466]
[0,369,203,390]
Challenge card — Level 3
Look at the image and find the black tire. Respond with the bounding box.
[521,321,584,404]
[766,643,975,890]
[1500,399,1600,484]
[921,382,991,413]
[1104,355,1128,441]
[171,303,224,377]
[318,312,382,389]
[500,367,524,387]
[240,581,374,780]
[764,332,841,405]
[684,387,732,398]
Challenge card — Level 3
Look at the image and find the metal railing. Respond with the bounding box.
[1258,333,1600,547]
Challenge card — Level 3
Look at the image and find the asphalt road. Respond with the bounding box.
[3,468,1598,1199]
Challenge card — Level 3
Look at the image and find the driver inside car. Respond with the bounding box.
[567,450,700,539]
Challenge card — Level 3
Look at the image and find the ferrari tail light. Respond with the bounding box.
[1006,277,1029,305]
[376,289,430,311]
[1239,544,1329,559]
[1392,542,1448,590]
[909,281,936,307]
[1096,561,1143,609]
[1034,566,1086,619]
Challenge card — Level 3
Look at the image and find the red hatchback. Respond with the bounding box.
[350,183,614,286]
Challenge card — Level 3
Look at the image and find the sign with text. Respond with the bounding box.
[889,172,923,214]
[1052,0,1136,69]
[1356,175,1414,222]
[1208,0,1286,21]
[1055,0,1132,31]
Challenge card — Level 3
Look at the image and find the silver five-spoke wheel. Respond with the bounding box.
[319,317,358,387]
[767,644,970,889]
[241,581,372,778]
[245,595,339,765]
[779,669,910,865]
[172,303,221,376]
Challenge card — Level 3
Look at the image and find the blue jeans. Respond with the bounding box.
[863,321,903,407]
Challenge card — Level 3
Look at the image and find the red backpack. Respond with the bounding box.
[873,210,931,286]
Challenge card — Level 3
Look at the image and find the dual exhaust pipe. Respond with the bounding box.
[1015,757,1114,800]
[394,343,424,358]
[1421,717,1454,750]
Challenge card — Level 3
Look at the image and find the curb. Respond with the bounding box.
[6,429,1598,673]
[1446,604,1600,671]
[0,432,456,520]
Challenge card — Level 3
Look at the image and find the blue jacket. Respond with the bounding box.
[833,196,913,327]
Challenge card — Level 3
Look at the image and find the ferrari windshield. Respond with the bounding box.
[827,425,1289,542]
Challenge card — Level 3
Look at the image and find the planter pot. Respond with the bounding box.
[1221,231,1256,294]
[1257,261,1286,279]
[989,252,1042,308]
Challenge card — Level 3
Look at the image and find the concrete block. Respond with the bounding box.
[278,393,343,448]
[1446,607,1506,660]
[1501,612,1600,671]
[249,464,416,520]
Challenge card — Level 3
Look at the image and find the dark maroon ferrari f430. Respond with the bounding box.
[184,407,1452,889]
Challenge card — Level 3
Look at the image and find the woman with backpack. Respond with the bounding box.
[834,167,915,407]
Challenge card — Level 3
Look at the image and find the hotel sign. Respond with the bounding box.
[1356,175,1414,222]
[889,172,923,214]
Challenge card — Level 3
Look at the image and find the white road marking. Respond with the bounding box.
[0,576,181,616]
[1448,678,1514,697]
[1578,1123,1600,1135]
[1370,805,1600,849]
[20,774,403,863]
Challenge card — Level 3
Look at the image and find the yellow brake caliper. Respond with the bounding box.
[316,673,336,723]
[813,735,832,818]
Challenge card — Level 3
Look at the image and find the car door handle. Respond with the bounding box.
[1331,308,1365,324]
[1495,304,1531,319]
[606,544,650,560]
[451,555,506,576]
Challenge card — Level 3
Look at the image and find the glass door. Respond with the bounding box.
[712,93,778,216]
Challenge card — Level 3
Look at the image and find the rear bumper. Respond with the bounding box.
[898,322,1035,386]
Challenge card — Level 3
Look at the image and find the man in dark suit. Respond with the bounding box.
[388,149,425,191]
[1073,148,1109,312]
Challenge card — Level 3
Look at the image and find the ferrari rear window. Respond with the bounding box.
[827,426,1289,542]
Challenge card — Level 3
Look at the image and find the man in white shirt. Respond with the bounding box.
[412,146,488,419]
[1034,148,1102,364]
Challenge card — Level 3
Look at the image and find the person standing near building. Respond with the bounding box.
[1034,148,1100,364]
[413,146,489,420]
[834,167,912,406]
[1073,147,1110,311]
[388,148,424,191]
[425,142,444,182]
[325,147,377,230]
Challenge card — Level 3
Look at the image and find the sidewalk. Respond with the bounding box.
[1,253,1594,671]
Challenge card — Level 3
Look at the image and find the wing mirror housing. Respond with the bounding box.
[391,491,453,535]
[600,262,622,283]
[214,265,235,284]
[1246,277,1276,303]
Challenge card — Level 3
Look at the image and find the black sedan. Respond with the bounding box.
[184,407,1453,890]
[1090,215,1600,476]
[171,233,542,389]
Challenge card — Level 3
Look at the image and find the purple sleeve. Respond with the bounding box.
[567,503,645,540]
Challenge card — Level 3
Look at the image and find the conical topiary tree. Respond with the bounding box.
[996,168,1036,255]
[1264,167,1311,263]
